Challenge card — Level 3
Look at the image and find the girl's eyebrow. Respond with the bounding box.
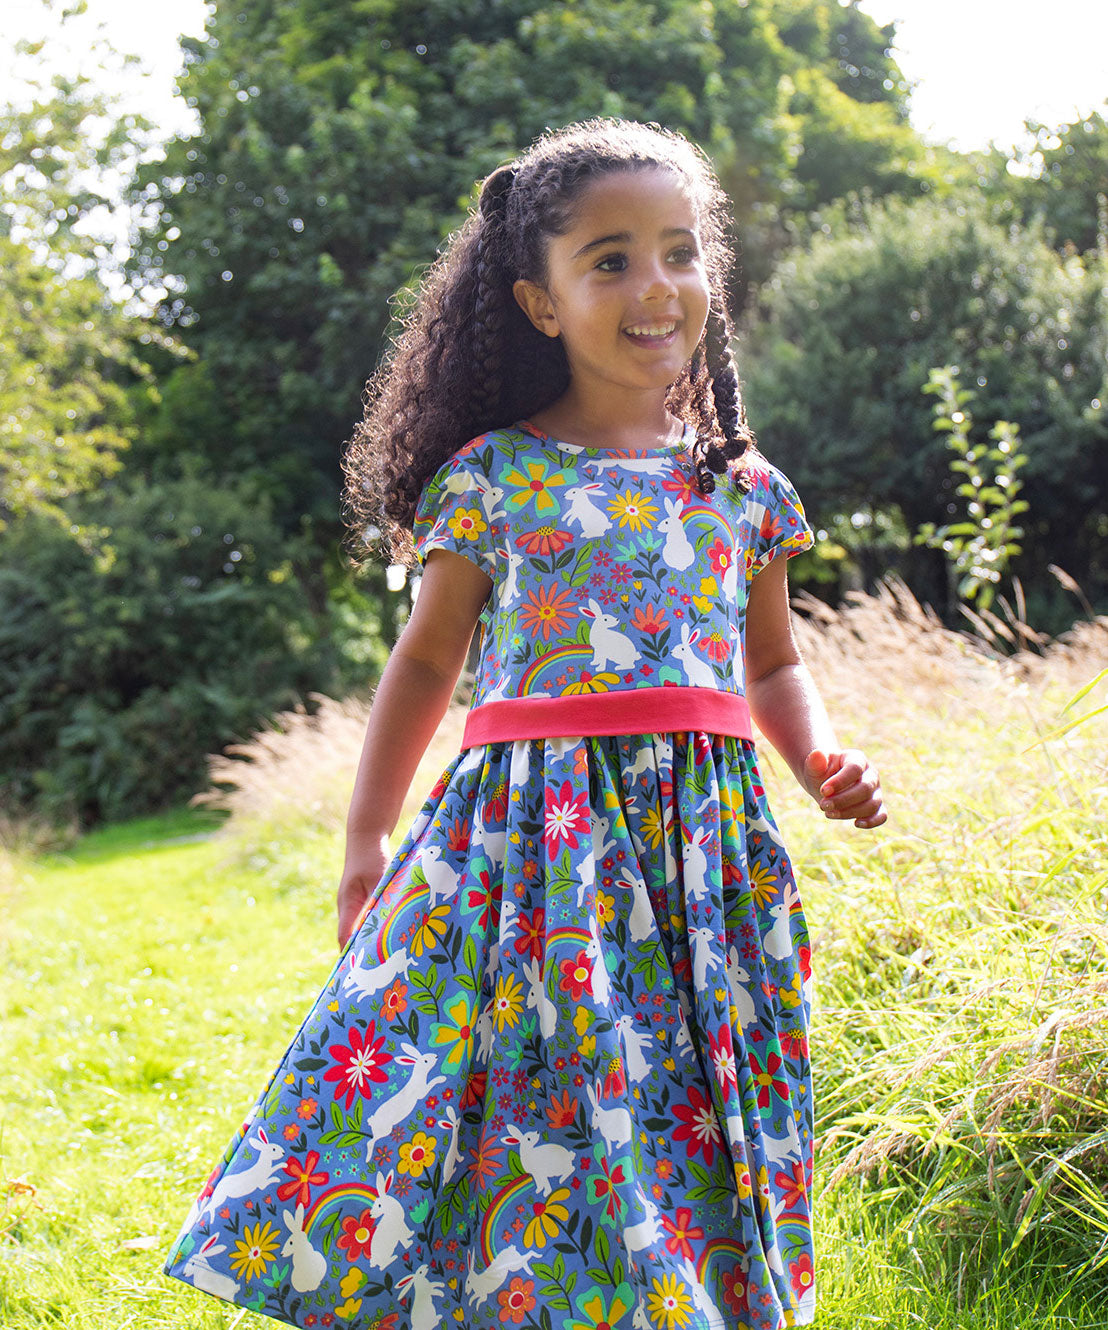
[571,226,698,260]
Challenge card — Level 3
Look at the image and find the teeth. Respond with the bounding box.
[625,322,676,337]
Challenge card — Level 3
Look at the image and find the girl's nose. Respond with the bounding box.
[641,261,678,300]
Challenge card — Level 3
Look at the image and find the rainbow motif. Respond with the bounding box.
[304,1181,380,1235]
[679,504,735,547]
[543,924,593,953]
[519,643,593,696]
[696,1234,747,1282]
[478,1172,532,1261]
[376,879,433,959]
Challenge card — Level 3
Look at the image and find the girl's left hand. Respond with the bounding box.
[803,749,887,829]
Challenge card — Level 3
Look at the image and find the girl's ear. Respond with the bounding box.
[513,279,560,339]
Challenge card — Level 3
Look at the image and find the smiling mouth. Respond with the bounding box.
[623,320,678,344]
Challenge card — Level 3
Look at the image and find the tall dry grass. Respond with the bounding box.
[193,581,1108,1275]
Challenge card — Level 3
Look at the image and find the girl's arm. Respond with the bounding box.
[337,548,493,945]
[745,553,886,829]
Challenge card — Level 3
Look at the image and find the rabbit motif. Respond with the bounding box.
[614,1013,652,1083]
[465,1247,536,1307]
[522,956,557,1040]
[622,1189,662,1254]
[281,1205,327,1292]
[586,1081,632,1151]
[672,624,718,688]
[689,925,718,990]
[584,918,612,1007]
[657,498,696,570]
[201,1128,285,1222]
[724,945,758,1028]
[681,825,714,902]
[181,1236,241,1300]
[616,872,658,943]
[502,1124,575,1196]
[497,546,524,605]
[420,845,459,905]
[764,882,801,961]
[580,598,639,671]
[365,1046,446,1159]
[759,1111,802,1166]
[677,1257,725,1325]
[564,483,612,537]
[397,1264,445,1330]
[368,1169,416,1268]
[476,476,506,521]
[437,1106,464,1184]
[342,946,413,1000]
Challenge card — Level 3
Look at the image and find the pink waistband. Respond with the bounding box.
[461,687,752,748]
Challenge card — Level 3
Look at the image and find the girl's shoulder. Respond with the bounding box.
[427,423,549,486]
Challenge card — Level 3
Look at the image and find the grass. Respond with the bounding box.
[2,585,1107,1327]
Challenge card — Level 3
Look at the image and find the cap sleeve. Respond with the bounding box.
[412,447,498,576]
[746,463,814,578]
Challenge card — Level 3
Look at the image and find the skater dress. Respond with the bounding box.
[166,421,817,1330]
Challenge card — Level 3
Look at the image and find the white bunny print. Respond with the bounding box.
[657,497,696,570]
[501,1123,575,1196]
[282,1205,327,1292]
[581,598,639,671]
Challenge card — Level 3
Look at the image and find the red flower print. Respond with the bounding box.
[748,1047,791,1111]
[662,471,697,504]
[708,537,734,578]
[558,950,593,1002]
[661,1206,705,1260]
[513,907,545,960]
[708,1025,738,1089]
[465,868,501,930]
[780,1027,808,1060]
[461,1069,487,1109]
[630,604,668,634]
[789,1252,814,1299]
[446,816,470,853]
[672,1083,722,1165]
[497,1275,536,1323]
[519,583,576,641]
[776,1158,809,1213]
[798,944,812,981]
[516,526,573,556]
[484,780,509,826]
[276,1150,329,1207]
[323,1021,392,1110]
[721,1266,749,1315]
[544,781,589,855]
[296,1097,318,1120]
[760,512,782,545]
[468,1123,504,1189]
[601,1054,626,1099]
[337,1207,375,1262]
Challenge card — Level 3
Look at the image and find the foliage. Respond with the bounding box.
[0,49,169,535]
[0,475,329,826]
[1014,107,1108,256]
[739,194,1108,620]
[128,0,933,544]
[916,366,1028,613]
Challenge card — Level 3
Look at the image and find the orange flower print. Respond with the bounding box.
[545,1089,578,1129]
[498,1275,536,1323]
[558,950,593,1002]
[631,604,668,634]
[381,980,408,1021]
[516,526,573,556]
[708,537,734,578]
[519,583,576,640]
[696,629,731,662]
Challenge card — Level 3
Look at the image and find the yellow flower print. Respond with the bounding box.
[430,994,476,1071]
[447,507,488,541]
[579,1034,596,1057]
[734,1160,752,1200]
[398,1130,437,1178]
[646,1272,692,1330]
[522,1186,570,1248]
[229,1220,280,1280]
[641,805,667,850]
[718,785,744,841]
[339,1268,366,1298]
[334,1296,364,1319]
[409,903,452,956]
[750,860,779,909]
[493,972,524,1032]
[608,489,657,532]
[503,459,568,515]
[562,671,620,695]
[779,972,803,1009]
[595,890,616,928]
[573,1005,593,1036]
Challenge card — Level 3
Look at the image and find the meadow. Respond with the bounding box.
[2,583,1107,1329]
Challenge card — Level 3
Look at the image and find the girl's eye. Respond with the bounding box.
[668,245,698,265]
[595,253,628,273]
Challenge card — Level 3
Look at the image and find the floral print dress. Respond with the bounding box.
[166,423,817,1330]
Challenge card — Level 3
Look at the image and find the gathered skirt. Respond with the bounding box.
[166,731,815,1329]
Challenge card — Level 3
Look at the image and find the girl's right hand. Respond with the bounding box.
[336,831,391,948]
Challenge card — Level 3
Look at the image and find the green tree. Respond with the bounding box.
[740,194,1108,620]
[129,0,929,547]
[1022,108,1108,255]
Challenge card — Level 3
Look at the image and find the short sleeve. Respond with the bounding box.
[412,445,498,576]
[746,463,814,577]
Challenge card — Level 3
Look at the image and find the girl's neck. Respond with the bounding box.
[527,387,684,453]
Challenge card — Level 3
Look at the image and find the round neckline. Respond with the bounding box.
[515,418,693,457]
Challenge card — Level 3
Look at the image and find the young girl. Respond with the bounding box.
[167,119,885,1330]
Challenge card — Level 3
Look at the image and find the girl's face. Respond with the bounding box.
[513,168,711,405]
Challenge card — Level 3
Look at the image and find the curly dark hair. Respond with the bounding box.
[343,118,757,564]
